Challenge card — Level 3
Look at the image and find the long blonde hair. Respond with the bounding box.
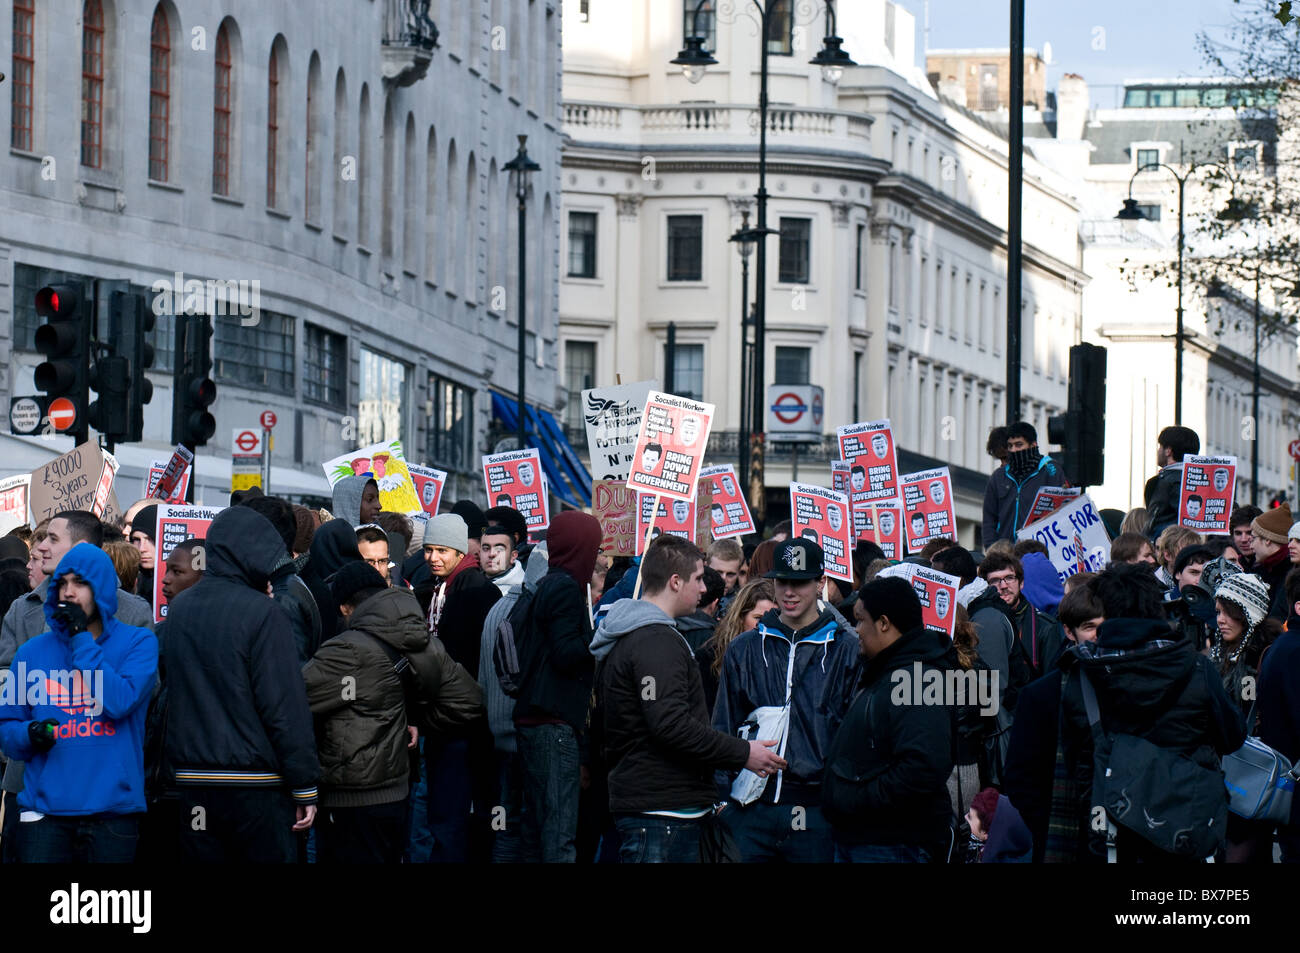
[706,579,775,676]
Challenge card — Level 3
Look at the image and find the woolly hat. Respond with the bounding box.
[1198,555,1241,596]
[329,561,388,608]
[1214,572,1270,632]
[1289,521,1300,542]
[1020,552,1064,614]
[423,513,469,553]
[970,787,1000,834]
[131,505,159,543]
[1251,503,1292,544]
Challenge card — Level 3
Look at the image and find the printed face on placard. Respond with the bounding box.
[673,499,690,524]
[711,503,725,525]
[641,444,662,473]
[496,493,512,508]
[722,475,736,496]
[518,462,536,487]
[800,528,819,546]
[910,512,926,537]
[1214,468,1230,493]
[871,433,889,459]
[879,511,896,536]
[681,416,702,447]
[929,480,946,506]
[422,481,437,506]
[935,588,950,618]
[827,505,843,533]
[1186,495,1203,519]
[851,467,866,492]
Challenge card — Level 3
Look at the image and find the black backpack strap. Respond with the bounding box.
[365,633,421,709]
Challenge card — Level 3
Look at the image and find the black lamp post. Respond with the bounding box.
[729,210,774,493]
[675,0,854,523]
[503,134,541,451]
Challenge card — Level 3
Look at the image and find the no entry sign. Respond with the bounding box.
[47,397,76,432]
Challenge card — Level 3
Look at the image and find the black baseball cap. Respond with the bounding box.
[765,538,825,580]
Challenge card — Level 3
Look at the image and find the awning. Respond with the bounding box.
[491,393,593,509]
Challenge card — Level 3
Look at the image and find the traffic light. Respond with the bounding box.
[107,289,154,443]
[1047,342,1107,488]
[171,314,216,448]
[87,353,130,440]
[33,281,91,443]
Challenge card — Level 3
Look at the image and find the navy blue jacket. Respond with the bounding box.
[1258,620,1300,766]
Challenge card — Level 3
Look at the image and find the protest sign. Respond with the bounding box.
[0,475,30,535]
[593,480,638,557]
[899,467,956,554]
[582,380,658,482]
[1178,455,1237,534]
[789,482,853,583]
[322,440,422,514]
[482,448,550,532]
[153,504,223,623]
[626,391,715,502]
[858,502,904,560]
[408,464,448,518]
[151,445,194,500]
[635,493,697,556]
[145,458,192,504]
[1017,493,1111,583]
[29,442,118,523]
[911,565,961,638]
[831,460,850,495]
[836,420,901,505]
[1021,486,1081,528]
[701,464,754,539]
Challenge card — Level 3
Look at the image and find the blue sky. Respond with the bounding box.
[893,0,1248,108]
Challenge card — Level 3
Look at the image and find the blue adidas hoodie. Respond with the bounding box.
[0,543,158,816]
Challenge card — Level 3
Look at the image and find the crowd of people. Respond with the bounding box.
[0,419,1295,863]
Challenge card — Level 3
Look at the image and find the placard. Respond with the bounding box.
[836,420,901,505]
[29,442,117,524]
[153,504,224,623]
[911,565,961,639]
[899,467,956,554]
[408,464,448,518]
[145,458,192,504]
[625,391,715,502]
[1021,486,1082,528]
[789,482,853,583]
[1017,493,1111,583]
[152,444,194,500]
[858,502,904,560]
[593,480,638,557]
[482,448,550,532]
[701,464,754,539]
[0,475,30,535]
[581,380,658,482]
[635,493,696,556]
[322,439,423,515]
[1178,455,1237,534]
[831,460,850,495]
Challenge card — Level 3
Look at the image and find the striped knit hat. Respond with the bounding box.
[1214,573,1270,632]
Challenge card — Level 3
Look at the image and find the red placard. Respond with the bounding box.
[153,504,223,623]
[700,464,754,539]
[152,444,195,500]
[482,449,550,532]
[1178,455,1237,534]
[635,493,697,556]
[1020,486,1081,529]
[408,464,448,517]
[625,391,715,502]
[145,459,192,504]
[857,502,904,560]
[910,565,961,639]
[789,482,853,583]
[900,467,956,554]
[836,420,900,505]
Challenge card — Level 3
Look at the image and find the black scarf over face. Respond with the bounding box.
[1007,446,1041,481]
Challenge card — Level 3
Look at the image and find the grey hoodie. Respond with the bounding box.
[590,598,680,661]
[479,543,549,752]
[331,474,375,528]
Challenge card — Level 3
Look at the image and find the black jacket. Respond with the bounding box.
[1259,620,1300,769]
[429,556,501,677]
[271,553,321,663]
[1009,596,1065,680]
[1145,463,1184,541]
[300,520,362,650]
[822,626,957,849]
[163,507,320,802]
[1253,547,1293,622]
[515,569,593,731]
[675,611,716,654]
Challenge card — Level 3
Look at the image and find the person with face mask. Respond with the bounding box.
[981,421,1064,545]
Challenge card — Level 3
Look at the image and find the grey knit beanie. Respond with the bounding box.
[423,513,468,553]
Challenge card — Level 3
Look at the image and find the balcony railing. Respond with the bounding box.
[563,102,872,150]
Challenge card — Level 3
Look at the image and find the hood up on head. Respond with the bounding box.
[331,475,377,528]
[546,511,602,585]
[310,519,364,579]
[1020,552,1064,613]
[45,542,121,635]
[205,506,290,592]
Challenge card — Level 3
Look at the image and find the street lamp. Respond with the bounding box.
[675,0,852,524]
[503,134,541,451]
[730,211,776,494]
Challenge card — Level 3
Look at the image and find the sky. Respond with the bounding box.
[893,0,1249,108]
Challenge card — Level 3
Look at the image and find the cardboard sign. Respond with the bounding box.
[29,442,117,524]
[582,380,658,482]
[1017,493,1111,584]
[0,475,30,535]
[701,464,754,539]
[789,482,853,583]
[323,440,422,515]
[593,480,638,557]
[482,449,550,532]
[858,502,904,560]
[1021,486,1081,528]
[1178,455,1237,533]
[900,467,956,554]
[911,565,961,639]
[145,458,192,504]
[408,464,448,518]
[836,420,901,505]
[635,493,696,556]
[153,504,224,623]
[626,391,715,502]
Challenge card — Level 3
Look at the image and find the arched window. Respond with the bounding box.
[403,113,418,274]
[11,0,35,151]
[424,127,438,281]
[213,22,233,195]
[267,40,284,208]
[305,52,322,222]
[149,5,171,181]
[332,69,348,236]
[464,152,477,301]
[381,96,395,259]
[81,0,105,168]
[357,83,370,246]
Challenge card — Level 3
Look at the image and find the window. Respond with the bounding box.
[667,342,704,401]
[149,7,171,181]
[1175,88,1200,107]
[978,65,998,111]
[579,0,589,22]
[563,341,596,435]
[1123,89,1148,108]
[428,374,475,473]
[11,0,35,151]
[267,45,281,207]
[358,347,409,446]
[667,215,702,281]
[303,324,347,407]
[919,254,928,324]
[853,352,862,422]
[213,25,232,195]
[855,224,865,291]
[1136,203,1161,221]
[1232,144,1259,172]
[215,309,295,392]
[888,242,898,309]
[683,0,716,52]
[1136,148,1159,171]
[766,0,793,55]
[81,0,105,168]
[774,346,810,384]
[567,211,597,278]
[778,218,811,284]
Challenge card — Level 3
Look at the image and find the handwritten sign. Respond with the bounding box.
[29,442,117,524]
[1017,493,1111,584]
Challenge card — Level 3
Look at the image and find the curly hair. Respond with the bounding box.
[704,579,775,677]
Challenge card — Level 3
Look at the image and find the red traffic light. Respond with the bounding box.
[189,377,216,407]
[35,283,82,319]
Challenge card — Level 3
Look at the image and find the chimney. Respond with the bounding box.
[938,75,967,108]
[1056,73,1089,140]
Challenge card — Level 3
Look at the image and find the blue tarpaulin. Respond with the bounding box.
[491,392,593,509]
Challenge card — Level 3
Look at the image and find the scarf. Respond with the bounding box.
[426,551,480,637]
[1007,447,1042,481]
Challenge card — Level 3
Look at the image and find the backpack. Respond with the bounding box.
[493,583,539,698]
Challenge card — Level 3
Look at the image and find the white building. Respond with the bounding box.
[559,0,1083,541]
[1,0,572,508]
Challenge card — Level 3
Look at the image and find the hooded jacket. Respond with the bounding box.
[674,610,717,653]
[1145,462,1185,541]
[1258,617,1300,775]
[514,512,601,732]
[478,544,549,752]
[979,794,1033,863]
[592,599,749,814]
[163,507,320,804]
[1020,553,1064,615]
[711,606,862,804]
[0,543,158,816]
[300,519,363,649]
[821,626,956,848]
[331,475,377,528]
[981,452,1063,544]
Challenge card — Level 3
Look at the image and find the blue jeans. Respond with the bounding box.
[615,815,701,863]
[18,813,141,863]
[720,800,834,863]
[425,736,471,863]
[491,750,524,863]
[517,722,580,863]
[405,738,433,863]
[834,841,932,863]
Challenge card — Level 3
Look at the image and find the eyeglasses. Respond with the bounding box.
[364,558,390,569]
[986,573,1018,587]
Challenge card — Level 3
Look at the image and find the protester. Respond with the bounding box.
[935,546,1019,716]
[591,535,785,863]
[920,537,956,563]
[103,540,142,597]
[986,425,1009,465]
[293,505,320,558]
[1020,551,1064,618]
[1250,504,1294,620]
[1230,505,1263,570]
[164,507,320,862]
[981,422,1065,544]
[300,519,363,651]
[675,566,724,653]
[822,576,956,862]
[1145,426,1200,540]
[1110,532,1157,566]
[356,525,393,585]
[1257,568,1300,862]
[24,520,49,593]
[1154,526,1202,590]
[713,539,861,862]
[964,788,1033,863]
[706,539,744,598]
[1120,507,1149,538]
[129,505,159,606]
[977,552,1063,678]
[450,501,487,558]
[0,544,158,862]
[331,474,382,529]
[374,512,415,589]
[1011,539,1048,561]
[746,539,777,580]
[480,523,525,596]
[696,580,775,715]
